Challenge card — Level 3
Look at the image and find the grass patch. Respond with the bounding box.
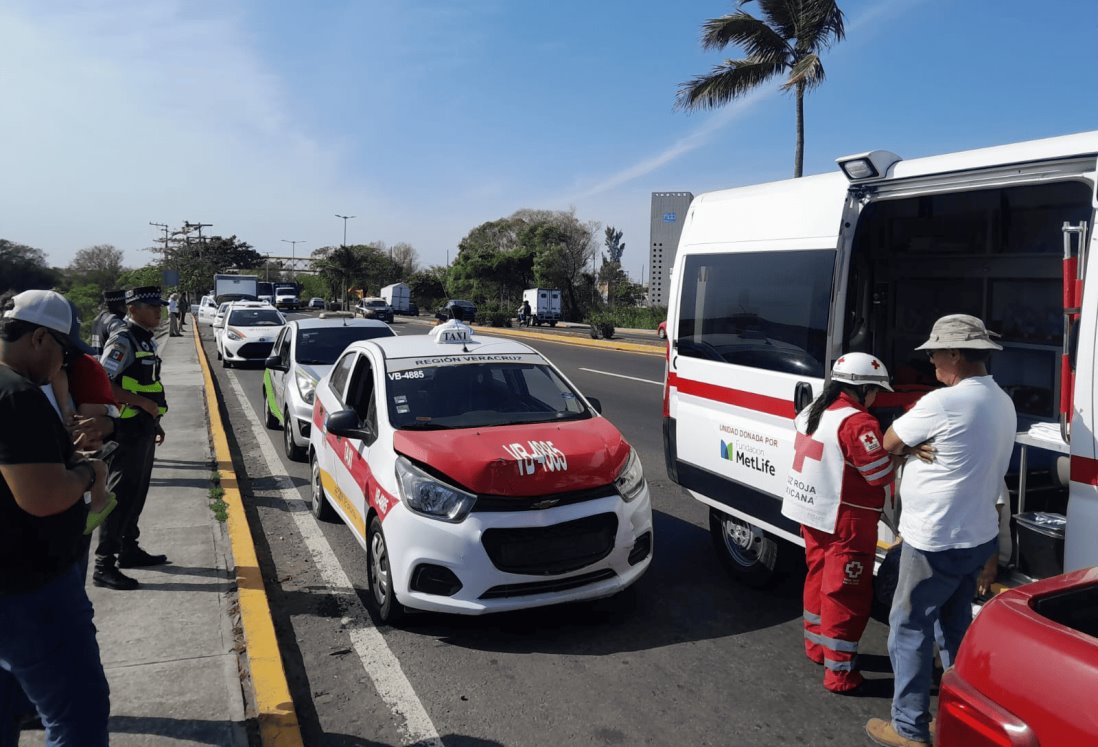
[208,473,228,522]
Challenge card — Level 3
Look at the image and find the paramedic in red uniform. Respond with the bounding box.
[782,353,895,694]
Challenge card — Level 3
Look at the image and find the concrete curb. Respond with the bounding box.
[191,324,305,747]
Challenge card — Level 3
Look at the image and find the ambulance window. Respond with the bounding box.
[676,250,833,376]
[328,352,356,401]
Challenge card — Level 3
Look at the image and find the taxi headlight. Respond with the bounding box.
[395,456,476,522]
[295,370,317,405]
[613,448,646,503]
[226,327,244,341]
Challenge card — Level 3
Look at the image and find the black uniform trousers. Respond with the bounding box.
[95,413,157,558]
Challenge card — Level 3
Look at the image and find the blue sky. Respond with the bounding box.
[3,0,1098,283]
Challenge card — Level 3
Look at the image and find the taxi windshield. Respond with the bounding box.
[385,361,591,429]
[228,309,283,326]
[295,326,395,364]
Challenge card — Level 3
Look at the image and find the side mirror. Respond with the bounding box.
[587,397,603,414]
[265,355,287,372]
[326,409,374,441]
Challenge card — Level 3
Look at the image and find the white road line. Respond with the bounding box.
[226,372,442,746]
[578,368,663,387]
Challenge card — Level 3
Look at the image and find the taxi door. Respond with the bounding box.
[330,351,381,542]
[266,327,290,420]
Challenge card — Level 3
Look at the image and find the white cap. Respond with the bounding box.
[3,289,72,335]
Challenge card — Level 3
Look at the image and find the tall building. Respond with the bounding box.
[648,192,693,307]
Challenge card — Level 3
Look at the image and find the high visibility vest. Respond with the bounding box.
[117,329,168,419]
[781,406,858,533]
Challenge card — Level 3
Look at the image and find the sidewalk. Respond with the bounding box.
[22,324,248,745]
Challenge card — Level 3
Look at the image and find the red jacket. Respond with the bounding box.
[831,393,893,511]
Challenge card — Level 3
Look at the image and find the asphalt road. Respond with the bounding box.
[201,314,894,747]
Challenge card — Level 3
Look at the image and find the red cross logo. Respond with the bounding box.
[871,359,881,369]
[792,432,824,472]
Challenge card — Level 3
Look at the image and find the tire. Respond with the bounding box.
[221,353,231,369]
[367,515,405,625]
[216,345,222,360]
[309,453,336,521]
[283,409,306,462]
[263,384,280,430]
[549,321,557,327]
[658,328,666,340]
[709,508,782,588]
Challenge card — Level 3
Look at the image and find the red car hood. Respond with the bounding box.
[393,418,630,496]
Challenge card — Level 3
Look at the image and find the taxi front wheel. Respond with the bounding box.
[309,455,336,522]
[367,515,405,625]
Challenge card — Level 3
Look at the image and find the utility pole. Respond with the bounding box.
[149,222,170,263]
[281,239,306,281]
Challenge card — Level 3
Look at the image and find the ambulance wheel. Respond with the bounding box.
[263,386,280,430]
[709,508,781,588]
[284,409,306,462]
[309,453,336,522]
[367,515,405,625]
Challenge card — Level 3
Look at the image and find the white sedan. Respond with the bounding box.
[215,303,286,368]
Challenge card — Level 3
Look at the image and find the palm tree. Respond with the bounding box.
[675,0,845,177]
[314,245,366,310]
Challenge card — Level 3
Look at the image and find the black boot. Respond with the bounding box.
[118,546,168,568]
[93,556,139,590]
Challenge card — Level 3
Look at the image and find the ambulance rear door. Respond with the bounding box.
[665,173,853,559]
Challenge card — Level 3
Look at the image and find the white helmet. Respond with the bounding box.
[831,352,893,391]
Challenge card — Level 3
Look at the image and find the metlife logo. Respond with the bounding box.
[720,436,776,477]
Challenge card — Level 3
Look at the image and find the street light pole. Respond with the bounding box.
[334,214,355,247]
[281,239,307,281]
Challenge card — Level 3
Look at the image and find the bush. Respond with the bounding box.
[476,302,513,328]
[585,312,615,340]
[601,306,667,330]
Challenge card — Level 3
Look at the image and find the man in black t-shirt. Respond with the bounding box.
[0,290,111,745]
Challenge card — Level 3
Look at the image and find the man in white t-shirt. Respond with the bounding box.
[866,314,1016,747]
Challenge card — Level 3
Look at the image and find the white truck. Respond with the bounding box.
[663,130,1098,590]
[214,274,258,304]
[381,282,411,315]
[522,288,562,327]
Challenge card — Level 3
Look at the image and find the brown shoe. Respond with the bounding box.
[865,718,930,747]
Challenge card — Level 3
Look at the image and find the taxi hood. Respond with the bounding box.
[393,417,630,496]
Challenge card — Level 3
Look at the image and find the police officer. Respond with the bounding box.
[781,352,895,694]
[93,285,169,590]
[90,288,127,356]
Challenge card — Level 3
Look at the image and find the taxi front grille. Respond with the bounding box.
[473,485,617,513]
[481,513,618,575]
[479,569,616,599]
[236,342,274,358]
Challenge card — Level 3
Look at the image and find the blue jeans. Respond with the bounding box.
[887,538,996,742]
[0,565,110,746]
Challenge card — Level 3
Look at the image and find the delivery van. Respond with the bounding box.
[663,130,1098,589]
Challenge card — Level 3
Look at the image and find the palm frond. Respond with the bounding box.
[794,1,845,52]
[754,0,797,40]
[780,53,825,93]
[700,10,791,64]
[675,59,785,111]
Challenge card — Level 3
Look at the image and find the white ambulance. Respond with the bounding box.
[663,131,1098,588]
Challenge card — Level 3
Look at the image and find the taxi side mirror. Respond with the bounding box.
[326,409,374,441]
[265,355,287,372]
[587,397,603,414]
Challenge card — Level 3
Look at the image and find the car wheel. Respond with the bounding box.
[309,453,336,521]
[222,353,231,368]
[263,384,280,430]
[367,515,404,625]
[658,328,666,340]
[283,409,306,462]
[216,345,222,360]
[709,508,782,588]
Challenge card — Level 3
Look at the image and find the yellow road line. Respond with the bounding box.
[411,320,665,356]
[193,324,305,747]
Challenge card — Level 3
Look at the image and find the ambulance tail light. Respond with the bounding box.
[613,448,646,503]
[395,456,477,522]
[937,669,1038,747]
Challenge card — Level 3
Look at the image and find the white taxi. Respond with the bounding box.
[215,301,285,368]
[308,320,653,623]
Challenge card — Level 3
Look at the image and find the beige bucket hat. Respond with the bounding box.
[915,314,1003,351]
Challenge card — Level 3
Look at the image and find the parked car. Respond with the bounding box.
[215,302,285,368]
[308,320,653,623]
[212,301,232,331]
[307,297,325,310]
[197,295,220,326]
[263,317,395,460]
[356,297,395,323]
[435,299,477,323]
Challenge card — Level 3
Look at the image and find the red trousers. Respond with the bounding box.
[801,504,879,692]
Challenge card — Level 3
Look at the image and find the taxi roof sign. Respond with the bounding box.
[431,320,473,344]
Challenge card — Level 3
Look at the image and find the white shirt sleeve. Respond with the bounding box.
[890,391,943,448]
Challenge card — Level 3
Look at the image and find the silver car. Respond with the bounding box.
[263,316,395,460]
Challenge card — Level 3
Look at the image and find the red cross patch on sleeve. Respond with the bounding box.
[859,432,881,453]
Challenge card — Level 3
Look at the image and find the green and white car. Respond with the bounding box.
[263,316,395,460]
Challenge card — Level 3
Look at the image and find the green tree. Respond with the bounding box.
[117,264,164,290]
[67,244,124,291]
[0,239,59,292]
[167,235,263,298]
[603,226,625,264]
[449,218,533,305]
[407,266,449,313]
[675,0,845,177]
[312,244,367,309]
